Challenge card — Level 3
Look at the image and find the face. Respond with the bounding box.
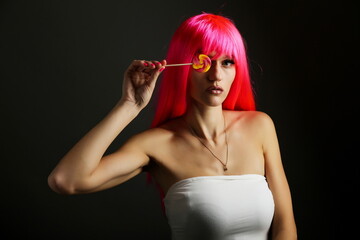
[189,53,236,107]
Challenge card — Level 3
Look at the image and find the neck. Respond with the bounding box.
[184,102,225,141]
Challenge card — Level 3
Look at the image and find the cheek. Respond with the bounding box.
[225,70,236,89]
[188,75,200,98]
[189,72,203,90]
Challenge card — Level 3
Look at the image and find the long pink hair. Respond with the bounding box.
[147,13,256,211]
[151,13,255,128]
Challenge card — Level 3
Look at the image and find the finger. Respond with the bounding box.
[126,60,147,74]
[156,60,167,68]
[148,61,158,69]
[149,60,166,71]
[130,59,164,71]
[154,61,163,69]
[141,60,162,75]
[147,60,166,87]
[149,60,165,74]
[156,60,166,74]
[153,60,166,71]
[126,59,164,77]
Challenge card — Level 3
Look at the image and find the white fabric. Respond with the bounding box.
[164,174,274,240]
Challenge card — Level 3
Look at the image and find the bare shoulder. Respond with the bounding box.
[125,125,174,147]
[123,119,181,153]
[224,110,275,131]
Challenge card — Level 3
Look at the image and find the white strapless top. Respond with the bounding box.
[164,174,274,240]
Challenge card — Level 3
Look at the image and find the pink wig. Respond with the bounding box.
[151,13,255,128]
[148,13,256,211]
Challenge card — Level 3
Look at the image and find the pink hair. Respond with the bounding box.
[151,13,255,128]
[147,13,256,212]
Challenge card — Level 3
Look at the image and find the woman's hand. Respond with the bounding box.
[120,59,166,110]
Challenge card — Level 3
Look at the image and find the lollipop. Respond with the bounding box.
[166,54,211,72]
[192,54,212,72]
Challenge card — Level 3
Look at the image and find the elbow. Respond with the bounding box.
[47,172,77,195]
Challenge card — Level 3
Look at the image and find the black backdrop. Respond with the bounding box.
[0,0,358,239]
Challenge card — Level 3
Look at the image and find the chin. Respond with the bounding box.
[202,97,225,107]
[208,101,223,107]
[190,94,226,108]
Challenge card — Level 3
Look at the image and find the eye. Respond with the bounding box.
[222,59,235,67]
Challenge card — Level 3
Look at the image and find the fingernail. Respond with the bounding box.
[151,63,155,68]
[159,67,165,72]
[143,62,148,67]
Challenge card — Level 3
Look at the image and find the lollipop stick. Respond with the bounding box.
[164,54,211,72]
[165,63,193,67]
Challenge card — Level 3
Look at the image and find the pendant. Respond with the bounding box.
[223,166,228,171]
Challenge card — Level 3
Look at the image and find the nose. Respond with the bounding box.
[207,61,222,82]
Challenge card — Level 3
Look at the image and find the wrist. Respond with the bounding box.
[114,99,143,116]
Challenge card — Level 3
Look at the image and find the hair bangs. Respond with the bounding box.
[200,27,238,60]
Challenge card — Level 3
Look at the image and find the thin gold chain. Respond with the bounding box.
[184,114,229,171]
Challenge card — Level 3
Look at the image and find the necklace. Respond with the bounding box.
[184,114,229,171]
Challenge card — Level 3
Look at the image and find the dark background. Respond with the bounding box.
[0,0,358,239]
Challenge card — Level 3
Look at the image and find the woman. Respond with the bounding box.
[48,13,297,239]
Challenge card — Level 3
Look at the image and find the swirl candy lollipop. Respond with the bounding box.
[166,54,211,73]
[191,54,212,72]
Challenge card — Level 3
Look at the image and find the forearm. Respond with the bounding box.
[271,218,297,240]
[48,100,140,192]
[272,229,297,240]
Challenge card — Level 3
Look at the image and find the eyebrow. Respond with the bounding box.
[211,55,233,60]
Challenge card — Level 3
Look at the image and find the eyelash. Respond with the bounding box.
[222,59,235,66]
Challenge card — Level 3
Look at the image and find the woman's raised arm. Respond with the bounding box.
[48,60,165,194]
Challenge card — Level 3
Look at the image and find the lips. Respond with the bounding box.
[206,86,224,94]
